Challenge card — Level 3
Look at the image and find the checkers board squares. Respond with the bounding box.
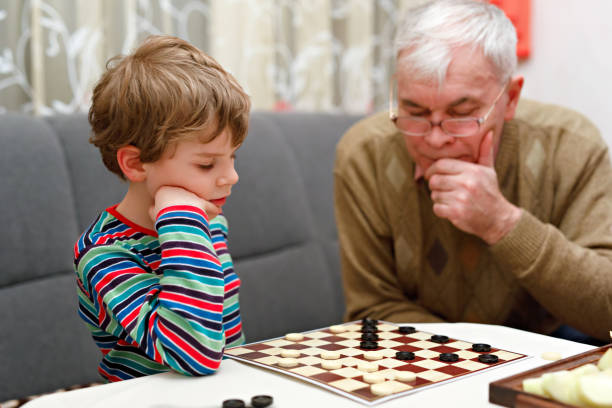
[224,321,528,405]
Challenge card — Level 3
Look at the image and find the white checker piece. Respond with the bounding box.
[297,356,322,366]
[377,358,409,369]
[336,331,363,339]
[378,348,401,358]
[493,350,522,360]
[446,340,473,350]
[410,340,438,349]
[379,368,399,380]
[265,339,294,347]
[336,339,360,348]
[338,357,362,367]
[304,331,331,339]
[456,350,479,360]
[331,366,366,378]
[387,380,413,393]
[408,331,433,340]
[414,349,440,359]
[337,347,364,357]
[377,331,402,340]
[290,365,326,377]
[454,360,488,371]
[254,355,279,365]
[412,359,447,370]
[329,378,368,392]
[418,370,452,382]
[377,339,403,348]
[300,347,325,356]
[259,347,284,356]
[343,324,362,331]
[302,339,329,347]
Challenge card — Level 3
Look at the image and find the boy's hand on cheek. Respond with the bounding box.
[150,186,220,222]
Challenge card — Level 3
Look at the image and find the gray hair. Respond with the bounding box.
[394,0,517,85]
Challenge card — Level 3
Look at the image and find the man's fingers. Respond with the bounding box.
[430,189,459,206]
[425,158,468,180]
[428,173,459,192]
[478,130,495,167]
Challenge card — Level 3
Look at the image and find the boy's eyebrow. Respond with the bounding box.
[194,145,241,157]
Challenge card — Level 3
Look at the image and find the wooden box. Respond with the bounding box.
[489,344,611,407]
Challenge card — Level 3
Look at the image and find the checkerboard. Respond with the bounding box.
[224,321,528,405]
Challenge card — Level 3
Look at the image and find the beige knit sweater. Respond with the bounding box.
[334,99,612,341]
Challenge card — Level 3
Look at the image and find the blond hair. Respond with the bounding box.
[89,35,251,179]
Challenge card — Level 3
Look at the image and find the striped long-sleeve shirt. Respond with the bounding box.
[74,204,244,381]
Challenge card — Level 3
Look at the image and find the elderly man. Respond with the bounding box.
[334,0,612,342]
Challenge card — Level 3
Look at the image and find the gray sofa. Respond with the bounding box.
[0,111,362,402]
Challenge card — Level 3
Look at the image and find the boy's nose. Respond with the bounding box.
[218,165,239,186]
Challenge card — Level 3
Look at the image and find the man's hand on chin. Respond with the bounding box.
[424,131,521,245]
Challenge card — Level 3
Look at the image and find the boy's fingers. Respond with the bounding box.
[203,201,220,219]
[149,205,157,222]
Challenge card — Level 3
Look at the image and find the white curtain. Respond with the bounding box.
[0,0,426,115]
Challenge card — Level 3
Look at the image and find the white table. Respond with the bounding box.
[22,323,595,408]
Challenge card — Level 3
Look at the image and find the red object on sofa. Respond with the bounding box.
[490,0,531,59]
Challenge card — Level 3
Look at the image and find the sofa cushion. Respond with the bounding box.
[0,114,78,286]
[46,114,126,232]
[224,112,362,341]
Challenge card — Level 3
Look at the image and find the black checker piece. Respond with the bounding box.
[439,353,459,362]
[361,325,378,333]
[361,332,379,341]
[430,334,449,344]
[251,395,274,408]
[472,343,491,352]
[396,351,415,360]
[399,326,416,334]
[362,318,378,326]
[360,341,378,350]
[223,400,245,408]
[478,354,499,364]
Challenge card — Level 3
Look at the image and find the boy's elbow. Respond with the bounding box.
[172,359,223,377]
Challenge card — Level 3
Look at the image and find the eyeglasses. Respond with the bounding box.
[389,80,507,138]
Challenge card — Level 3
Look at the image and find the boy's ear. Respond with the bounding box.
[117,145,146,182]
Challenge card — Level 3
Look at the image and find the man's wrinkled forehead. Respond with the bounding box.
[396,45,502,90]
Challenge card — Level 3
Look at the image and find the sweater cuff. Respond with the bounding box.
[489,210,548,274]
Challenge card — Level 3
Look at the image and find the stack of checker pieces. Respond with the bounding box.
[224,320,528,405]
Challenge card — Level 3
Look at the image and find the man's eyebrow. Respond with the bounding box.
[400,99,425,109]
[449,97,471,107]
[400,96,478,109]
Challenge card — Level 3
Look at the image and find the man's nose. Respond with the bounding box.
[423,122,454,148]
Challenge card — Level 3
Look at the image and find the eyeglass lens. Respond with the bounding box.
[395,117,480,137]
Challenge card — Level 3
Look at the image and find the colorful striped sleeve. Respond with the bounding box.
[210,215,245,347]
[76,205,228,376]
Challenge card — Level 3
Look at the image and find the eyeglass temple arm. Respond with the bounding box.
[389,80,397,120]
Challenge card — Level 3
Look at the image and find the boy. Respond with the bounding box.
[74,35,250,381]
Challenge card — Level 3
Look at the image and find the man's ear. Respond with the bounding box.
[117,145,146,182]
[503,75,524,121]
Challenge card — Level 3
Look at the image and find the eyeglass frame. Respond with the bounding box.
[388,78,508,138]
